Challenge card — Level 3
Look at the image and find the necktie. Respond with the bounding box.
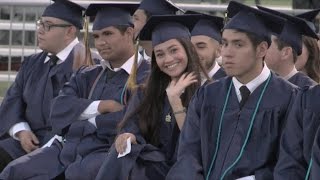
[43,55,59,118]
[49,55,59,67]
[239,85,250,108]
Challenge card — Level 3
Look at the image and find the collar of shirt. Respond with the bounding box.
[201,61,221,85]
[283,67,298,80]
[44,38,80,64]
[232,63,271,102]
[208,60,221,78]
[104,53,143,75]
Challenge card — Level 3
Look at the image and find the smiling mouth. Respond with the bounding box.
[166,63,179,69]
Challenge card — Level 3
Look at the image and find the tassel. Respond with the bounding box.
[83,15,94,66]
[127,38,140,90]
[223,10,229,26]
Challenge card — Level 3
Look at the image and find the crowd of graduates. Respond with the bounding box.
[0,0,320,179]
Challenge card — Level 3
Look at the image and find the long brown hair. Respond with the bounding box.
[302,36,320,83]
[119,37,203,145]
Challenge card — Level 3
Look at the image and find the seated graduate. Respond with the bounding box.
[0,0,97,172]
[295,9,320,83]
[95,14,207,180]
[257,5,318,88]
[0,2,151,180]
[188,11,227,84]
[166,1,300,180]
[276,85,320,180]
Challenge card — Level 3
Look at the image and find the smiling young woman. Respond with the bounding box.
[95,14,207,180]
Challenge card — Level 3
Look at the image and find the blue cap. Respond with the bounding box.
[296,9,320,33]
[42,0,85,29]
[258,5,319,55]
[190,13,223,42]
[138,0,183,15]
[85,3,139,31]
[139,14,203,47]
[224,1,286,46]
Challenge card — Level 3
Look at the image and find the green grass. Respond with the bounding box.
[0,81,12,98]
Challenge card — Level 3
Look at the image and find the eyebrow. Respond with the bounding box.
[168,44,178,49]
[221,38,243,43]
[195,42,206,45]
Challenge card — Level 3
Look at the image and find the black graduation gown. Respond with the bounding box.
[0,49,76,159]
[274,85,320,180]
[288,72,317,88]
[203,68,227,86]
[212,68,227,80]
[53,60,149,177]
[95,88,181,180]
[0,60,150,180]
[166,74,299,180]
[311,123,320,180]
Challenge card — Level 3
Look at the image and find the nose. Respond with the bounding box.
[163,53,175,64]
[96,38,106,46]
[221,45,233,58]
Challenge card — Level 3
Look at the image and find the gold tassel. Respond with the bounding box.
[127,39,140,90]
[223,10,229,26]
[83,15,94,66]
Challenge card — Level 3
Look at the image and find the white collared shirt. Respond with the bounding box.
[80,53,143,128]
[201,61,221,85]
[44,38,80,64]
[9,37,80,140]
[283,67,298,80]
[208,61,221,79]
[232,64,271,102]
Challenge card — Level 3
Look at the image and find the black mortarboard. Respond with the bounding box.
[224,1,286,46]
[139,14,202,47]
[296,8,320,33]
[190,14,223,42]
[138,0,183,15]
[42,0,85,29]
[258,5,319,55]
[85,3,139,31]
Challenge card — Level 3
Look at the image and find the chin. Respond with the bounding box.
[225,70,239,77]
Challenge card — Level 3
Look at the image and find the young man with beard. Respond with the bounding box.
[190,14,226,84]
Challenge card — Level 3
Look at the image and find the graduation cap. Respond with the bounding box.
[139,14,203,47]
[224,1,286,46]
[42,0,85,29]
[138,0,184,15]
[190,14,223,42]
[85,3,139,31]
[296,8,320,33]
[258,5,319,55]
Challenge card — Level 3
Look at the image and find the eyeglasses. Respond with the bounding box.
[36,20,72,32]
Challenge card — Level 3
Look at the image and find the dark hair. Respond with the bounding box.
[142,9,152,20]
[302,36,320,83]
[274,38,298,63]
[114,25,133,35]
[113,25,135,43]
[233,29,267,49]
[119,37,202,145]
